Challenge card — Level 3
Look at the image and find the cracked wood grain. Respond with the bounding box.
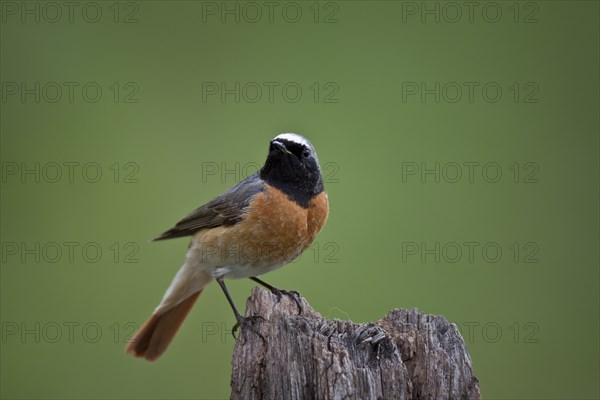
[231,288,481,400]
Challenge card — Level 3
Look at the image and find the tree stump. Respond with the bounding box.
[231,288,481,400]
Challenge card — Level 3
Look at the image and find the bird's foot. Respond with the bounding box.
[249,277,304,315]
[232,314,266,343]
[270,288,303,315]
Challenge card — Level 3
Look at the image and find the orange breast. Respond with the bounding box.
[192,186,328,270]
[306,191,329,243]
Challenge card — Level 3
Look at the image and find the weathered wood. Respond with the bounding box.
[231,288,481,400]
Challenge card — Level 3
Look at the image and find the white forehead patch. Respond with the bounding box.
[275,133,312,149]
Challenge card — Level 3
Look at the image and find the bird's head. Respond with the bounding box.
[260,133,324,206]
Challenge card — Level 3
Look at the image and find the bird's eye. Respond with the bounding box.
[302,150,311,158]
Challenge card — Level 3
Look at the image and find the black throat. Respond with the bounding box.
[260,163,324,208]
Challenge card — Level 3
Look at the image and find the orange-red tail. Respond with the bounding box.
[125,290,202,361]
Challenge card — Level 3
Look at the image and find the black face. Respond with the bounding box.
[260,137,324,208]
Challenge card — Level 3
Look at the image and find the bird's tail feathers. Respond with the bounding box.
[125,264,212,361]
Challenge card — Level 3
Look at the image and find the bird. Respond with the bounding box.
[125,133,329,361]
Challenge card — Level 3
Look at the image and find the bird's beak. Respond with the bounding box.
[272,140,292,154]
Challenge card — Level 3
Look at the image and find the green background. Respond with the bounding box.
[1,1,598,399]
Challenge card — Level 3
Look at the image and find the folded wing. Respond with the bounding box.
[153,173,264,241]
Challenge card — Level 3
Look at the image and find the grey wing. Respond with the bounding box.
[152,173,264,241]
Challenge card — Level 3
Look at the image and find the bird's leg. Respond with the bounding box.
[249,277,303,315]
[216,277,265,341]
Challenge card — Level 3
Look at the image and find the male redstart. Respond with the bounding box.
[126,133,329,361]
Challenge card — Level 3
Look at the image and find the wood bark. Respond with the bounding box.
[231,288,481,400]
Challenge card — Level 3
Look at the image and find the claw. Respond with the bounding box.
[231,314,266,343]
[248,277,304,315]
[270,288,303,315]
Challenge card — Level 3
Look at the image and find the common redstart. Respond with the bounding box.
[126,133,329,361]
